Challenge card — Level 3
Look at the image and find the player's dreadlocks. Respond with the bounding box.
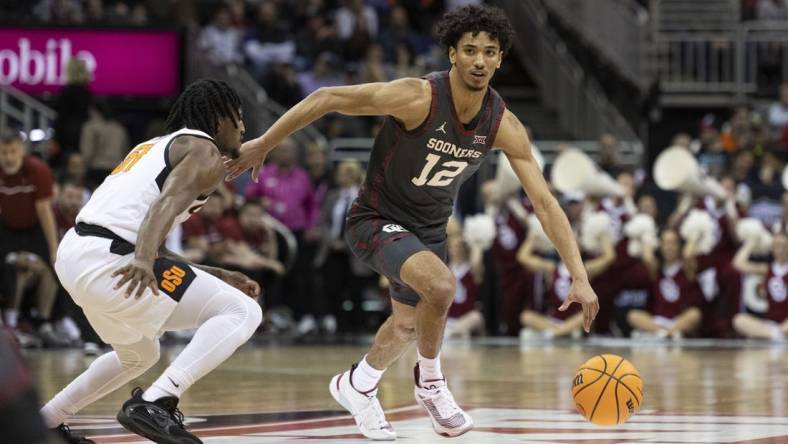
[165,79,242,137]
[435,5,514,56]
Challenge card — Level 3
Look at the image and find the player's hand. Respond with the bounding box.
[267,260,285,276]
[112,260,159,299]
[225,139,269,182]
[559,279,599,333]
[222,270,261,299]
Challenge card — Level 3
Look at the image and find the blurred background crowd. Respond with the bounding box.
[1,0,787,356]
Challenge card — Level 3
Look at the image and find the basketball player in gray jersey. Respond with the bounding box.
[228,5,599,440]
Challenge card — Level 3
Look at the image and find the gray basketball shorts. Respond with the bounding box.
[344,212,447,307]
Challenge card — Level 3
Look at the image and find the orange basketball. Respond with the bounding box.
[572,354,643,426]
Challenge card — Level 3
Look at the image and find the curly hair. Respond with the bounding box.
[165,79,242,137]
[435,5,514,55]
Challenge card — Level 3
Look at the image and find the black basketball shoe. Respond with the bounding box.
[116,387,202,444]
[53,423,95,443]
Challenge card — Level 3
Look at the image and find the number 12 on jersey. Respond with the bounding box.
[411,153,468,187]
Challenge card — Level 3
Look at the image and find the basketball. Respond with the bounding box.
[572,354,643,426]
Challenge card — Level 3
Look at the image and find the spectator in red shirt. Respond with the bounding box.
[0,130,59,336]
[180,194,229,263]
[53,182,85,239]
[220,201,284,276]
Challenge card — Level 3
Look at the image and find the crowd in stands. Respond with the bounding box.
[1,1,788,353]
[194,0,477,138]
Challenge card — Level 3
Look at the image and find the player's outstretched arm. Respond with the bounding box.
[226,78,430,180]
[494,109,599,332]
[112,136,224,298]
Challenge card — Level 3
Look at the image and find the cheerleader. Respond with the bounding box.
[627,229,703,339]
[517,226,616,338]
[732,232,788,341]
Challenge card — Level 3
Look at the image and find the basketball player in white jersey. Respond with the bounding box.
[40,80,262,444]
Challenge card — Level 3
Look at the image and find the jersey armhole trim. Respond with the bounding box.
[157,134,218,191]
[487,94,507,150]
[392,77,438,138]
[163,133,218,170]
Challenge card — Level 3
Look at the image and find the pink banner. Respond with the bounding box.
[0,28,180,96]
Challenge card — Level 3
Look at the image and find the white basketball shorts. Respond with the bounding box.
[56,227,201,345]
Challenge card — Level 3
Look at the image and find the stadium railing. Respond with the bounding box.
[496,0,642,144]
[0,85,56,156]
[542,0,651,91]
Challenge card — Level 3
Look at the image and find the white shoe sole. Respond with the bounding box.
[329,374,396,441]
[414,393,474,438]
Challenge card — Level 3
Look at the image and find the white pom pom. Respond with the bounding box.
[623,214,658,258]
[624,214,657,239]
[581,211,613,255]
[527,214,554,253]
[736,218,765,243]
[736,218,773,255]
[462,214,496,250]
[680,210,715,254]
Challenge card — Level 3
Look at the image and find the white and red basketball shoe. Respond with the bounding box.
[329,364,396,441]
[413,363,473,437]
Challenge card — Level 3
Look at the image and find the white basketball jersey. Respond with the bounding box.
[77,128,214,244]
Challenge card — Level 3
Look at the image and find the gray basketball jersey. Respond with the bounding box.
[355,71,507,242]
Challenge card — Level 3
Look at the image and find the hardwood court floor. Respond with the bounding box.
[27,339,788,443]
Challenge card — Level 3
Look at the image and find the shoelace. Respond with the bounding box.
[359,395,390,429]
[163,405,187,429]
[425,388,461,418]
[151,394,187,430]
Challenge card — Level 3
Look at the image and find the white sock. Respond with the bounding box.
[143,385,177,402]
[417,350,443,382]
[143,367,190,401]
[351,355,384,393]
